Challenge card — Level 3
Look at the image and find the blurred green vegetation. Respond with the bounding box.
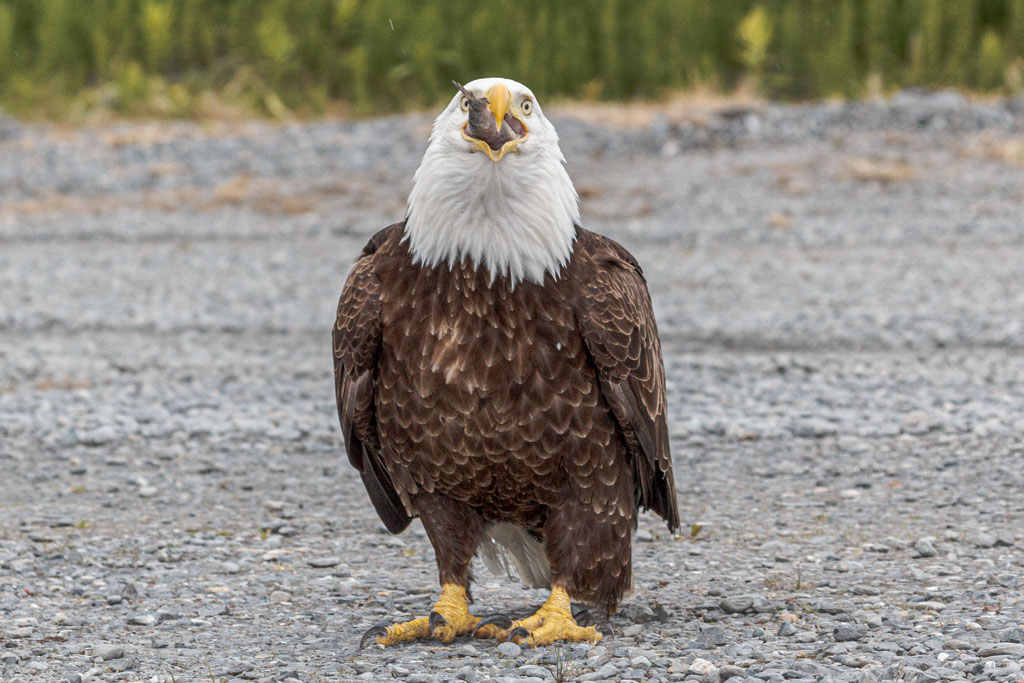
[1,0,1023,119]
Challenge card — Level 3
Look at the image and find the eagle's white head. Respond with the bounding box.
[404,77,580,286]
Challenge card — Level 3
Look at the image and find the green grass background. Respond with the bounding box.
[1,0,1023,119]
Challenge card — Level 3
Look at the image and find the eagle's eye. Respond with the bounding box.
[521,97,534,116]
[460,97,470,113]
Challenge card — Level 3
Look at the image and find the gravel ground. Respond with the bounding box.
[1,90,1023,683]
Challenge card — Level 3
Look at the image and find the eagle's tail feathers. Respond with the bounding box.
[478,523,551,589]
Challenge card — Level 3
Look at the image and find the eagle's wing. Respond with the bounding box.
[575,231,680,532]
[333,226,411,533]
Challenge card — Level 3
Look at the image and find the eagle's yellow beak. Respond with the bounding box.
[486,83,511,131]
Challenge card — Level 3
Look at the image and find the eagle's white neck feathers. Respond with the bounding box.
[404,78,579,286]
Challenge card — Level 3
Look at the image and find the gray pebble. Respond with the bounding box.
[106,658,135,672]
[407,675,437,683]
[914,538,937,557]
[978,643,1024,657]
[834,624,868,642]
[307,556,341,568]
[580,663,620,682]
[631,654,652,670]
[720,664,746,681]
[721,595,758,614]
[127,613,158,626]
[497,641,522,657]
[1001,627,1024,644]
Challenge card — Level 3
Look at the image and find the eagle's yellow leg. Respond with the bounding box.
[363,583,480,647]
[498,587,603,646]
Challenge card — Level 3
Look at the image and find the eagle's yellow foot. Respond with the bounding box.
[359,584,480,648]
[481,587,603,647]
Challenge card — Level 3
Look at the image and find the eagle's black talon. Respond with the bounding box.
[359,625,388,650]
[472,614,514,636]
[572,607,593,626]
[428,610,449,633]
[507,626,531,643]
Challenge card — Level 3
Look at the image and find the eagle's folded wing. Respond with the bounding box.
[575,233,680,532]
[333,228,412,533]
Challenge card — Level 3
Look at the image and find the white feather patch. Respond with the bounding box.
[478,522,551,589]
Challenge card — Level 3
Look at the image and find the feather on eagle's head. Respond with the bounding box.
[405,78,580,286]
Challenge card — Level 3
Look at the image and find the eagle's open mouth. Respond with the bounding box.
[462,115,528,159]
[459,82,529,162]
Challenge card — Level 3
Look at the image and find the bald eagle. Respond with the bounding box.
[334,78,679,648]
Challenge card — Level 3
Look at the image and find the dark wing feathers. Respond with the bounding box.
[575,232,680,532]
[333,225,411,533]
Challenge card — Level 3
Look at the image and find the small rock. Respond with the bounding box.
[1001,627,1024,644]
[269,590,292,603]
[308,556,341,568]
[912,601,946,611]
[77,426,117,446]
[623,623,644,637]
[720,594,757,614]
[580,663,619,682]
[138,486,158,498]
[630,655,651,670]
[107,658,135,672]
[127,613,158,626]
[720,664,745,680]
[778,621,798,636]
[834,624,868,642]
[695,625,727,647]
[978,643,1024,657]
[453,665,477,683]
[914,539,937,557]
[496,641,521,657]
[974,532,998,548]
[944,639,972,649]
[689,657,718,675]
